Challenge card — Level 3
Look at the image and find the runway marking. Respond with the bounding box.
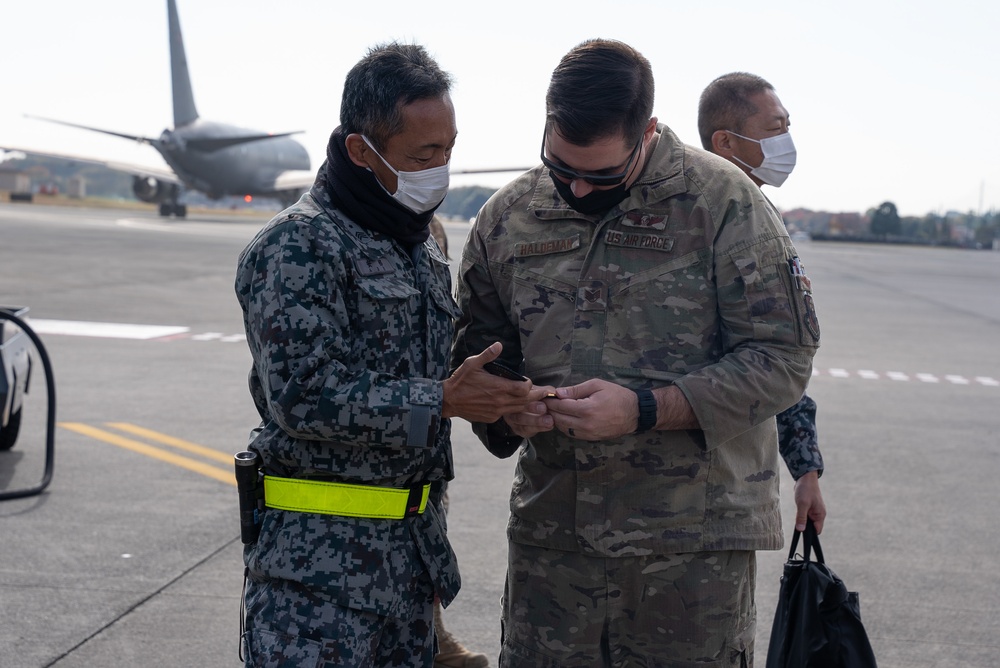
[105,422,232,465]
[30,319,189,340]
[60,422,235,486]
[25,320,999,388]
[812,369,997,386]
[116,218,180,233]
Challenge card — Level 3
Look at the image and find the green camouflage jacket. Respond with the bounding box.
[235,178,462,614]
[453,124,820,554]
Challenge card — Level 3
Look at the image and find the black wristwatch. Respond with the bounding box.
[633,389,657,433]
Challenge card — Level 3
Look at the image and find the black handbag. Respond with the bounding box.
[765,520,878,667]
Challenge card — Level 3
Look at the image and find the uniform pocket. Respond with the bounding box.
[351,277,420,358]
[604,249,718,377]
[246,628,322,668]
[780,254,821,347]
[510,270,576,377]
[731,243,818,349]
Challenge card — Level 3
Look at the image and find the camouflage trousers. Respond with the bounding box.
[500,544,756,667]
[242,574,436,667]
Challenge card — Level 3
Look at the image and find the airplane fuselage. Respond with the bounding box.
[157,119,311,199]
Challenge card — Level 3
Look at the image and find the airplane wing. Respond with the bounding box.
[269,166,535,195]
[272,169,315,193]
[452,167,534,175]
[0,145,181,186]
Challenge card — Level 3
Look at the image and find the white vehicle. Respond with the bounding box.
[0,306,31,451]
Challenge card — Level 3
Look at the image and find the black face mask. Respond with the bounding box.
[549,173,632,215]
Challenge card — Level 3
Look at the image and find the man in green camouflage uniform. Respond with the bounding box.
[236,43,546,667]
[452,40,820,666]
[698,72,826,535]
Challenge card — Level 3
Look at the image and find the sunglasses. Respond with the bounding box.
[540,134,642,186]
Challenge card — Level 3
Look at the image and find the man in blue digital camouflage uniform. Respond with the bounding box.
[452,39,820,666]
[698,71,827,535]
[235,42,547,667]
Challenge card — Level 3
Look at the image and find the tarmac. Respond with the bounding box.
[1,202,999,667]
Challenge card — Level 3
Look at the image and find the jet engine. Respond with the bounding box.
[132,176,168,203]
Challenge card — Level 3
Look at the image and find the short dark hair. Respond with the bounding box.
[340,42,453,150]
[697,72,775,150]
[545,39,654,147]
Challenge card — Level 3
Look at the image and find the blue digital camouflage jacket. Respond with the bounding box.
[235,178,462,614]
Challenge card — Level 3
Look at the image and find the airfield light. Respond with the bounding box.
[244,195,253,203]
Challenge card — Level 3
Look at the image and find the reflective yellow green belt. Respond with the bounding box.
[263,476,430,520]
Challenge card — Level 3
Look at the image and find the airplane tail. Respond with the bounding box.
[167,0,199,128]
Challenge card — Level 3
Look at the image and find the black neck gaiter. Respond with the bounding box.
[549,172,632,216]
[320,127,433,246]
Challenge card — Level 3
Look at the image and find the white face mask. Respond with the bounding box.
[362,135,450,213]
[728,131,797,187]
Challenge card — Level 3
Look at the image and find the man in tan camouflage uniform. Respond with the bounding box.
[698,72,827,536]
[236,43,545,667]
[452,40,819,666]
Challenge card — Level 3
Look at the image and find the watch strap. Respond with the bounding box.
[633,389,657,433]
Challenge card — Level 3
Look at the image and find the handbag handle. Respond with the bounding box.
[786,518,825,564]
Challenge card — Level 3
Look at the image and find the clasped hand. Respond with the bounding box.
[505,378,638,441]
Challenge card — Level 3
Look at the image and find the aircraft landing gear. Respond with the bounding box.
[158,184,188,218]
[158,202,188,217]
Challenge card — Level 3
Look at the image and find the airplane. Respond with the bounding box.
[0,0,531,219]
[0,0,313,218]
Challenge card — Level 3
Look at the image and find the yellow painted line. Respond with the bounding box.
[105,422,232,465]
[60,422,236,487]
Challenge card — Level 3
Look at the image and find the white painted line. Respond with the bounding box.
[116,218,178,232]
[945,375,970,385]
[976,377,1000,387]
[30,319,189,340]
[191,332,224,341]
[829,368,850,378]
[887,371,910,381]
[858,370,880,380]
[916,373,939,383]
[221,334,246,343]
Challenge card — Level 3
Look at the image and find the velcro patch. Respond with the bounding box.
[605,230,674,251]
[622,212,668,229]
[803,292,821,341]
[515,235,581,257]
[355,257,395,276]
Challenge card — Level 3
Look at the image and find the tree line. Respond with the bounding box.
[4,155,997,248]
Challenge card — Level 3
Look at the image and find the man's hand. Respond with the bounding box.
[543,381,698,440]
[443,342,552,423]
[544,379,638,441]
[502,400,555,439]
[793,470,826,534]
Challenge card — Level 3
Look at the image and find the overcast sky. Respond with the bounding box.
[1,0,996,218]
